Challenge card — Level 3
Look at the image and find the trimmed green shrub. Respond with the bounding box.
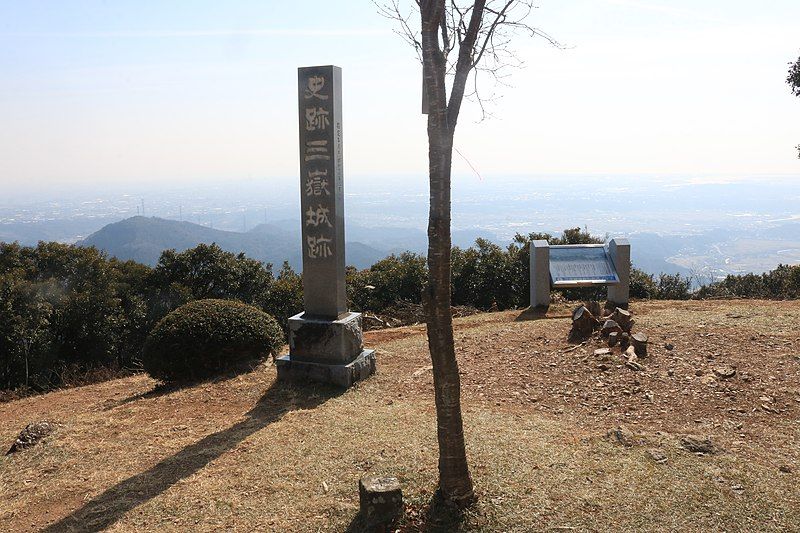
[259,261,304,334]
[630,267,659,299]
[656,273,691,300]
[349,253,427,312]
[142,299,283,382]
[696,264,800,299]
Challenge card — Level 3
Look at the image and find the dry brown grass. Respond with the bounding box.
[1,300,799,532]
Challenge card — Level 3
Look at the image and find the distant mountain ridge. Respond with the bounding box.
[83,214,797,280]
[79,216,386,270]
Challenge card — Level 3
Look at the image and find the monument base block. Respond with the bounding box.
[288,311,364,364]
[279,311,375,387]
[275,349,376,387]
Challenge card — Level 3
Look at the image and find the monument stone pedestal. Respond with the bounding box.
[276,312,376,387]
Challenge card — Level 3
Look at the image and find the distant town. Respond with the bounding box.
[2,175,798,282]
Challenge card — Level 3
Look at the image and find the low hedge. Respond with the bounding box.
[142,299,283,382]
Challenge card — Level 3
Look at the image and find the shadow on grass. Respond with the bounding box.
[102,361,269,411]
[102,382,181,411]
[515,306,550,321]
[44,380,344,532]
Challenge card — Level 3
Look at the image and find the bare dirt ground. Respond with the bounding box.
[1,300,799,532]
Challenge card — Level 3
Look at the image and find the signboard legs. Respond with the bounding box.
[530,240,551,309]
[606,238,630,308]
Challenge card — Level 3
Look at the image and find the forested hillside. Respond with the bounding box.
[2,230,798,396]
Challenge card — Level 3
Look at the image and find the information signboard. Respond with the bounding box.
[549,245,620,286]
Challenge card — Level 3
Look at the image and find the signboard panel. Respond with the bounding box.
[549,245,620,286]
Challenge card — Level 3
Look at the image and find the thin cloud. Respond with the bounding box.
[602,0,725,24]
[0,28,388,38]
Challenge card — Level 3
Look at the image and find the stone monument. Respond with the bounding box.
[530,238,631,309]
[275,65,376,387]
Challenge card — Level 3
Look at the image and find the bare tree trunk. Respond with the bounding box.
[420,0,475,506]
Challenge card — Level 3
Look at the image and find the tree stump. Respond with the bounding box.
[619,332,630,351]
[359,475,403,527]
[608,331,620,347]
[632,332,648,357]
[611,307,633,333]
[570,305,598,340]
[585,300,602,319]
[600,319,622,337]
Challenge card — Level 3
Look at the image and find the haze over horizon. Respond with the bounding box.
[1,0,798,195]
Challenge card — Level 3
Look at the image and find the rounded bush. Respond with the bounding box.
[142,299,283,382]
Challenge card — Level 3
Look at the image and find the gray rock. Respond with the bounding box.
[276,349,375,388]
[607,426,637,447]
[647,448,668,464]
[288,311,364,365]
[585,300,602,319]
[713,366,736,379]
[680,435,716,454]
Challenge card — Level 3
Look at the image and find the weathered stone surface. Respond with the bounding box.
[680,435,716,454]
[6,421,55,455]
[276,349,376,388]
[647,448,668,464]
[285,66,375,389]
[714,366,736,379]
[359,475,403,526]
[298,65,347,319]
[288,311,363,364]
[607,426,636,447]
[631,332,648,357]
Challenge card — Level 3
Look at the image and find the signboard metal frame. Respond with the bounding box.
[549,244,620,287]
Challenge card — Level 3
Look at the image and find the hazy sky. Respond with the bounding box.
[1,0,798,193]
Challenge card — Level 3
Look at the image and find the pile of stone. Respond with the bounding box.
[6,421,55,455]
[570,303,649,371]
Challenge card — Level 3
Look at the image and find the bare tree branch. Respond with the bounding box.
[382,1,563,122]
[374,0,423,63]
